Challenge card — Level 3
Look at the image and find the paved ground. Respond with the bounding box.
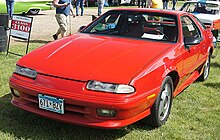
[29,8,109,42]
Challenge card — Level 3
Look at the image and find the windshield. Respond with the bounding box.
[181,2,220,14]
[82,10,178,42]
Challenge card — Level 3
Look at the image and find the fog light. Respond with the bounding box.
[11,88,20,97]
[96,108,116,117]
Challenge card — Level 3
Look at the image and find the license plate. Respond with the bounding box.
[38,94,64,114]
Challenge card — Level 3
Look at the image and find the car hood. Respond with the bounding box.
[194,13,219,23]
[18,33,173,84]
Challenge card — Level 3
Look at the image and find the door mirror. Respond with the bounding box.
[205,24,211,29]
[184,36,202,45]
[78,26,86,32]
[184,36,203,50]
[92,15,97,21]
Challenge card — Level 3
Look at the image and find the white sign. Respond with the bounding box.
[10,15,33,40]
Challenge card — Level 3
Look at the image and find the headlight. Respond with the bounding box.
[86,80,135,94]
[15,65,37,79]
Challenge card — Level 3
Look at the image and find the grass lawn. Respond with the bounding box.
[1,41,220,140]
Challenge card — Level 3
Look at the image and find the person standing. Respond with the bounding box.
[162,0,169,9]
[6,0,15,19]
[76,0,84,16]
[172,0,177,10]
[97,0,105,16]
[137,0,141,8]
[141,0,147,8]
[147,0,163,9]
[53,0,74,40]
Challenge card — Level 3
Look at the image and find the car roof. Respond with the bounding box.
[110,8,187,16]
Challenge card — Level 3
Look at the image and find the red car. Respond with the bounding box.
[9,8,214,128]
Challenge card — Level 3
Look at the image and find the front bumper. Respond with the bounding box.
[9,74,156,128]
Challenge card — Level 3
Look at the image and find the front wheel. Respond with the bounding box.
[197,53,211,81]
[212,30,219,41]
[144,76,173,127]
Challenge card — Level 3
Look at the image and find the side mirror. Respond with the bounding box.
[184,36,202,45]
[184,36,203,50]
[78,26,86,32]
[92,15,97,21]
[205,24,211,29]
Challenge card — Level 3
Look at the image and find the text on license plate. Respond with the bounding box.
[38,94,64,114]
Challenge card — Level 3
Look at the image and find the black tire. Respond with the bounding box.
[212,30,219,41]
[197,53,211,81]
[27,9,40,15]
[144,76,173,127]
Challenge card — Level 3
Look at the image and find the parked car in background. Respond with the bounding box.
[180,0,220,41]
[9,8,214,129]
[84,0,132,7]
[0,0,53,15]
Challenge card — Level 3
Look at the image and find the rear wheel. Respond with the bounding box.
[144,76,173,127]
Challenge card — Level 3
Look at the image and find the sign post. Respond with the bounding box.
[7,15,33,56]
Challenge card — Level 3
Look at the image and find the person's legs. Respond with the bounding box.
[163,1,168,9]
[143,0,146,8]
[172,0,176,10]
[6,1,11,18]
[54,14,68,39]
[97,0,104,16]
[60,15,68,37]
[97,2,101,16]
[141,0,144,8]
[9,1,14,18]
[80,0,84,16]
[76,0,80,16]
[164,1,168,9]
[138,0,141,8]
[163,2,166,9]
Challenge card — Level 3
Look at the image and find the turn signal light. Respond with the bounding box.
[11,88,20,97]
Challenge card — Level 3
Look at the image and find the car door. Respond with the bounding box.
[181,16,203,78]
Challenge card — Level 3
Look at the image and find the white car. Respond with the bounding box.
[180,0,220,42]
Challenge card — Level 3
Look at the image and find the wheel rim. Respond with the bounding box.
[203,57,210,79]
[29,9,39,15]
[158,83,171,121]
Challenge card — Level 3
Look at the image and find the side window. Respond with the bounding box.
[181,16,201,38]
[193,15,206,30]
